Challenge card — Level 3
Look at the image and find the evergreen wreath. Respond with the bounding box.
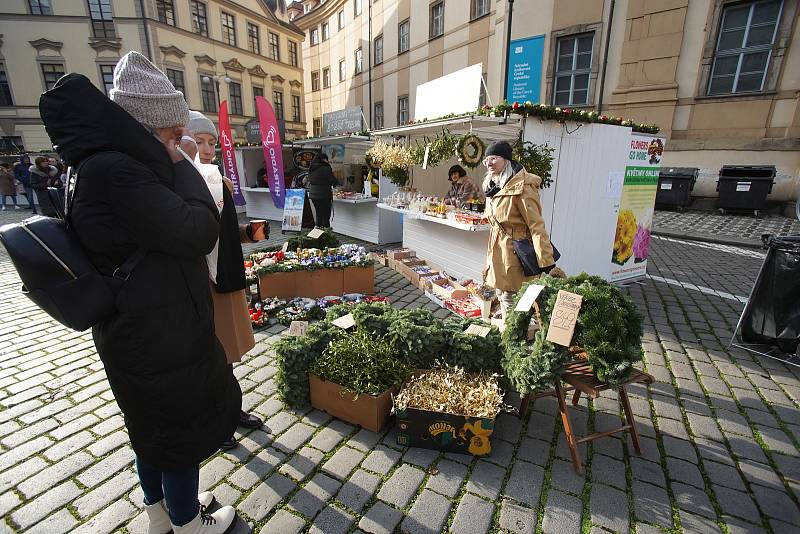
[458,134,486,169]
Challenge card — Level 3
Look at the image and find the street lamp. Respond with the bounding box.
[202,74,231,108]
[502,0,515,103]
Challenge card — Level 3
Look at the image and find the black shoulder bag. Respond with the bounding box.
[0,154,145,331]
[490,215,560,276]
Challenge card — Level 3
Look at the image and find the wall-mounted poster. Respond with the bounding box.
[506,36,544,104]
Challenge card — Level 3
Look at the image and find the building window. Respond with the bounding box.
[273,91,284,120]
[374,35,383,65]
[190,1,208,37]
[201,76,217,112]
[470,0,489,20]
[339,59,346,81]
[354,0,362,17]
[253,85,263,110]
[478,70,487,107]
[310,28,319,46]
[29,0,52,15]
[398,96,409,125]
[0,63,13,106]
[166,68,185,102]
[313,117,322,137]
[338,9,345,30]
[247,23,261,54]
[398,19,410,54]
[323,67,331,88]
[292,95,301,122]
[430,1,444,39]
[88,0,115,38]
[268,33,280,61]
[99,64,115,96]
[288,41,299,66]
[708,0,782,95]
[322,22,330,41]
[229,81,243,115]
[355,48,363,74]
[221,11,236,46]
[156,0,175,25]
[554,33,593,106]
[311,71,320,91]
[41,63,65,91]
[373,101,383,129]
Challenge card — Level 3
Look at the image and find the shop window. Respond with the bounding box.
[553,33,593,106]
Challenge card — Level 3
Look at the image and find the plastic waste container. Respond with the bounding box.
[716,165,776,217]
[656,167,698,211]
[740,235,800,356]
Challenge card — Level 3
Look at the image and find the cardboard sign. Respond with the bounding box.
[660,181,672,190]
[736,182,751,192]
[464,324,492,338]
[514,284,545,312]
[281,241,290,252]
[332,313,356,330]
[288,321,308,337]
[546,290,582,347]
[307,228,325,239]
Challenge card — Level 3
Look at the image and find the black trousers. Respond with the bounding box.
[310,196,332,228]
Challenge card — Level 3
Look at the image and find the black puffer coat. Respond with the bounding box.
[307,154,338,200]
[39,74,241,470]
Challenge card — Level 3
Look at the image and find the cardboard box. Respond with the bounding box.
[309,268,344,298]
[258,271,297,299]
[445,298,482,318]
[395,260,441,289]
[310,374,395,433]
[343,265,375,294]
[429,278,469,301]
[395,406,495,456]
[387,248,415,260]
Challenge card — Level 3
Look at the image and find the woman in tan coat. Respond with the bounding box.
[482,141,557,318]
[183,111,268,450]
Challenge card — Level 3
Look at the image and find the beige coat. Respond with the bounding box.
[483,166,555,292]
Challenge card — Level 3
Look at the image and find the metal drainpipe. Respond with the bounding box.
[367,0,373,129]
[137,0,153,60]
[502,0,515,102]
[597,0,615,113]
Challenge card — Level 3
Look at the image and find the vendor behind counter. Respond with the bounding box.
[444,164,484,208]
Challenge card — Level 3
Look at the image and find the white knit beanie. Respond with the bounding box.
[109,51,189,130]
[187,110,218,139]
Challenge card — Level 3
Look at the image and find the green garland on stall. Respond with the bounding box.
[512,134,556,188]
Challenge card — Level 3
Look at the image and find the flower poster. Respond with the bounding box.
[610,134,666,282]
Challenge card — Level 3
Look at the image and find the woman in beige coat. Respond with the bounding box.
[482,141,557,318]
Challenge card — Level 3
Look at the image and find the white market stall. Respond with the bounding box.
[237,145,294,221]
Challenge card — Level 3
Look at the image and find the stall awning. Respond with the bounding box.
[372,115,522,141]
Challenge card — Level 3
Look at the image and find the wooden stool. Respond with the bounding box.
[557,360,654,474]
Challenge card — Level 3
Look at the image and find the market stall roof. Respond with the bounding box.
[292,134,372,150]
[372,115,522,141]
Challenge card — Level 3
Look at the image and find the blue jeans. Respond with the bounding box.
[23,186,36,213]
[1,194,17,207]
[136,458,199,526]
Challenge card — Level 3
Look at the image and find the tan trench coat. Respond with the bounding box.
[483,167,556,292]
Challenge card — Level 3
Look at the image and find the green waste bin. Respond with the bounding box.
[656,167,698,211]
[716,165,776,217]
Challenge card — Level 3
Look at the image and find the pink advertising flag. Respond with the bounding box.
[218,100,246,206]
[255,96,286,209]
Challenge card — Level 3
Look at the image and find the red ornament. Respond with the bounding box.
[512,102,520,110]
[600,115,608,121]
[563,108,572,114]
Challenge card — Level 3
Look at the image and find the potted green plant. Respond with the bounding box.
[309,329,411,432]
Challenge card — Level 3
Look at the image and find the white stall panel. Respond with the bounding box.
[402,218,488,282]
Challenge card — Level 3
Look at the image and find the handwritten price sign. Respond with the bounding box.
[545,290,583,347]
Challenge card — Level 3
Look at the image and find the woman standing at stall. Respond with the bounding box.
[184,111,268,451]
[307,152,339,228]
[482,141,558,318]
[444,164,483,208]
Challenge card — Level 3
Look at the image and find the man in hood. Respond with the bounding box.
[13,154,35,212]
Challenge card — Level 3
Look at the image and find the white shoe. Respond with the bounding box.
[14,205,20,210]
[144,500,171,534]
[172,507,237,534]
[198,491,215,510]
[1,206,5,211]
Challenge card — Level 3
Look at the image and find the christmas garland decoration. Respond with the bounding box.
[458,134,486,169]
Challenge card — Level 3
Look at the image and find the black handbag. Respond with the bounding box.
[0,155,145,331]
[491,216,560,276]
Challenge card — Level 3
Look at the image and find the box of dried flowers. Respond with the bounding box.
[394,367,503,456]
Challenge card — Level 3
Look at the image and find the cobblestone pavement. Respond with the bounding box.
[653,209,800,247]
[1,209,799,534]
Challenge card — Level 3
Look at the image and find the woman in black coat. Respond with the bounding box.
[39,56,240,534]
[307,152,339,228]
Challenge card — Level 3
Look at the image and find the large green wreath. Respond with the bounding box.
[501,273,643,394]
[458,134,486,169]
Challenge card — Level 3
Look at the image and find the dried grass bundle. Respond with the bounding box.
[394,366,503,418]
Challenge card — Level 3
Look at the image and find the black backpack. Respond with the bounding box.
[0,154,144,331]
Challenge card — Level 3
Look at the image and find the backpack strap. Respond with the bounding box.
[111,248,147,281]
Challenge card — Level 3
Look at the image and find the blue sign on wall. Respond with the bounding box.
[506,35,545,104]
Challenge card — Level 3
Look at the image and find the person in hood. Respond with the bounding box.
[184,110,267,451]
[0,162,19,210]
[482,141,557,318]
[307,152,339,228]
[39,52,241,534]
[13,154,35,212]
[29,156,62,217]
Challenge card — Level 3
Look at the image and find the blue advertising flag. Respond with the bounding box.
[506,35,545,104]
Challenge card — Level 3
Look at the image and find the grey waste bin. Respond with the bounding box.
[656,167,698,211]
[716,165,776,217]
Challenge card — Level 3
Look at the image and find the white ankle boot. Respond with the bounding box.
[144,493,217,534]
[172,506,237,534]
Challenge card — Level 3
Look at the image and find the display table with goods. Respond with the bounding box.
[329,180,403,245]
